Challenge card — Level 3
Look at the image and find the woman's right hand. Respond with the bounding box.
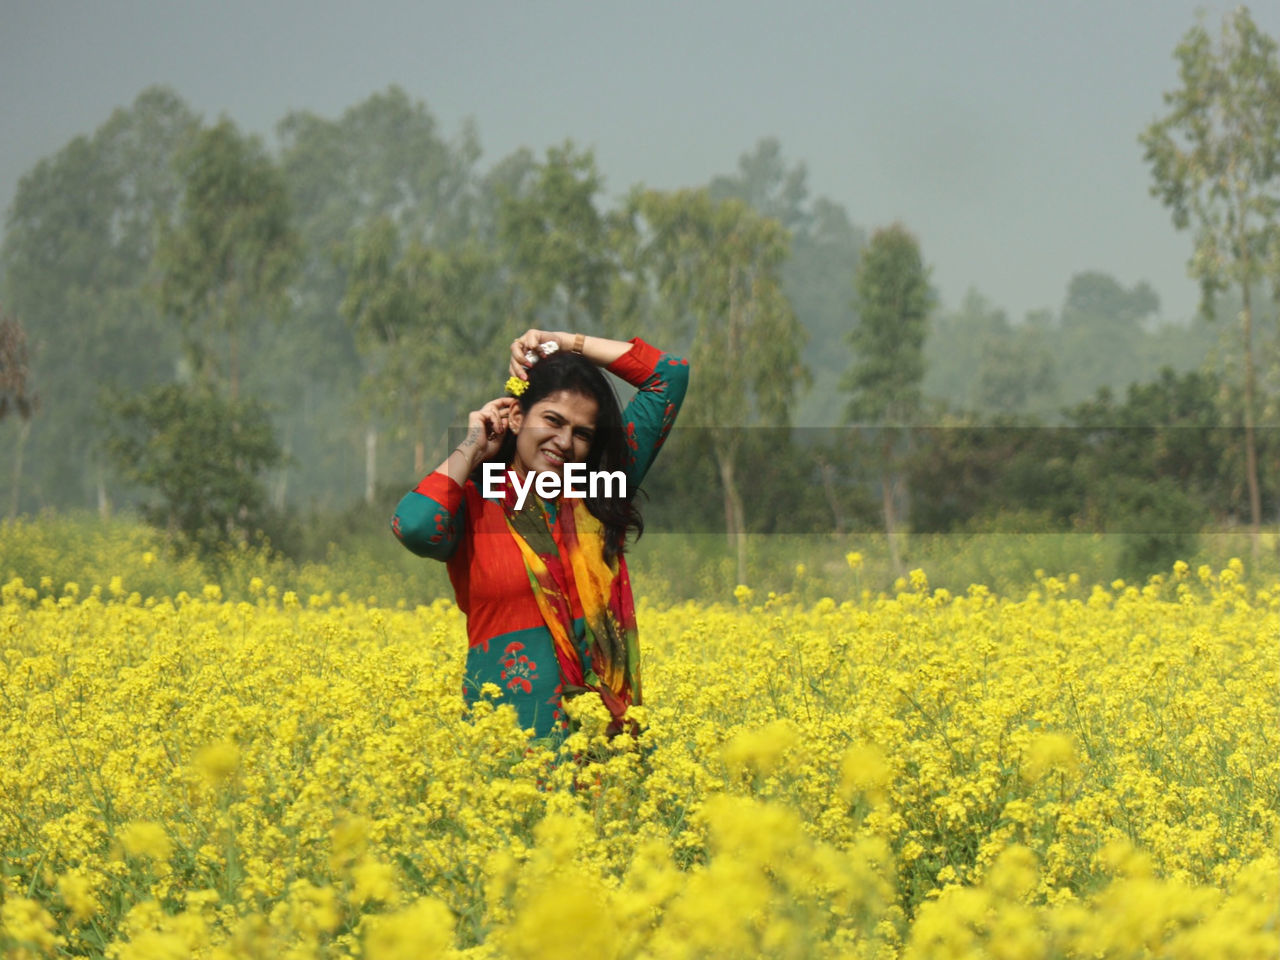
[457,396,518,468]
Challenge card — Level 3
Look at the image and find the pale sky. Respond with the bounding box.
[4,0,1277,323]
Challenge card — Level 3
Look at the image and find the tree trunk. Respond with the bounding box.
[96,465,111,520]
[714,436,747,586]
[1239,282,1261,558]
[819,457,846,534]
[229,321,239,402]
[8,418,30,519]
[365,424,378,505]
[274,432,291,511]
[882,433,902,577]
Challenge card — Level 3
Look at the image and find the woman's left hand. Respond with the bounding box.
[508,329,565,380]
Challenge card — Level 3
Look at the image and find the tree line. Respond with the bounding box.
[1,7,1277,578]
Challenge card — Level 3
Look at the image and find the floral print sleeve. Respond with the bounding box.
[606,337,690,489]
[391,473,465,560]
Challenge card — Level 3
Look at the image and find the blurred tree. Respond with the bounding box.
[341,216,506,476]
[975,332,1057,417]
[1061,271,1160,329]
[1056,271,1161,403]
[844,223,933,574]
[1067,369,1227,574]
[157,118,298,400]
[1140,6,1280,546]
[709,137,811,233]
[498,142,614,332]
[104,384,284,555]
[0,87,197,513]
[278,87,483,504]
[1,311,37,519]
[628,187,806,582]
[0,311,35,423]
[709,139,865,424]
[924,288,1006,413]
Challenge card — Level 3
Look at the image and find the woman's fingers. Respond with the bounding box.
[509,329,554,379]
[510,333,536,379]
[477,397,516,440]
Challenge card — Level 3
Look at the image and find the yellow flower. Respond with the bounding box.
[119,821,173,861]
[840,742,891,801]
[1021,732,1078,783]
[1,897,62,955]
[351,858,399,906]
[846,551,863,570]
[364,897,454,960]
[57,871,99,923]
[195,740,240,786]
[723,720,798,778]
[505,375,529,397]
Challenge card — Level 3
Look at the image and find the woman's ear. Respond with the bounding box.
[507,405,524,434]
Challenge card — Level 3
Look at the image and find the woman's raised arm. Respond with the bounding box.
[390,397,515,559]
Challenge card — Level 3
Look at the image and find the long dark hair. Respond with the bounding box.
[476,351,643,563]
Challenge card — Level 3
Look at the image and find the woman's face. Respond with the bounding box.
[508,389,599,479]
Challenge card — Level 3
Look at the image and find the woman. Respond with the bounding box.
[391,329,688,739]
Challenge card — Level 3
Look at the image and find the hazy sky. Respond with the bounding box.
[4,1,1278,324]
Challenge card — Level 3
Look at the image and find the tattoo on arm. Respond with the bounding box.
[460,425,481,450]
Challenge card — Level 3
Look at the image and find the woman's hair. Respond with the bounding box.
[479,351,643,562]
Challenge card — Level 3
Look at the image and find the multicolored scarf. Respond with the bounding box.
[504,492,641,734]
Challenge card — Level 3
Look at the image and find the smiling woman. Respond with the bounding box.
[391,330,689,739]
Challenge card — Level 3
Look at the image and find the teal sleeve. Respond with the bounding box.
[606,340,690,489]
[391,475,465,561]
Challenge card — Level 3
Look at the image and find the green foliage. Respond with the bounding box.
[632,188,805,429]
[1140,9,1280,309]
[845,223,933,425]
[341,217,508,463]
[924,277,1218,423]
[1140,6,1280,533]
[707,139,866,427]
[103,384,285,556]
[498,142,614,331]
[1,87,196,509]
[157,118,299,397]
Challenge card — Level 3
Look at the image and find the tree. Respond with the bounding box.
[157,118,298,400]
[1061,271,1160,330]
[628,188,806,583]
[1,311,37,519]
[844,223,933,574]
[1,87,197,513]
[498,142,614,332]
[1140,6,1280,547]
[709,137,811,234]
[104,384,284,555]
[0,312,35,423]
[707,139,866,426]
[341,216,506,476]
[278,89,483,502]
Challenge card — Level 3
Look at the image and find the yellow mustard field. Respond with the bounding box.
[1,562,1277,959]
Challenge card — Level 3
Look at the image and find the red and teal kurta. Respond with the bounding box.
[391,338,688,738]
